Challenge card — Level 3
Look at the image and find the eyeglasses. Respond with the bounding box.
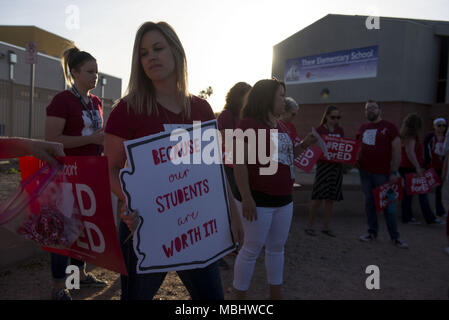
[436,124,447,128]
[330,116,341,120]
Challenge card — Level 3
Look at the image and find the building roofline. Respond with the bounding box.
[274,13,449,47]
[0,25,74,43]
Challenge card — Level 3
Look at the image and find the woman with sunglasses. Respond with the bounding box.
[305,105,344,237]
[423,118,448,217]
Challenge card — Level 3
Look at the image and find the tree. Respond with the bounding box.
[198,86,213,100]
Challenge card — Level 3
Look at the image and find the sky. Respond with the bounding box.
[1,0,449,112]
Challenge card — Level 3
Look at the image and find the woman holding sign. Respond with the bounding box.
[423,118,448,217]
[305,105,344,237]
[399,114,443,225]
[45,46,107,300]
[104,22,243,300]
[232,79,317,300]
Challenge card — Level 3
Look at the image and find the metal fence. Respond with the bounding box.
[0,79,114,139]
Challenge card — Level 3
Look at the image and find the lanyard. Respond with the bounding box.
[71,86,102,130]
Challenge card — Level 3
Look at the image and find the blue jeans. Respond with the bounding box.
[119,221,224,300]
[359,168,400,240]
[51,253,85,282]
[399,167,437,223]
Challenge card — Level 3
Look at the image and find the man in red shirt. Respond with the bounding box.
[356,100,408,249]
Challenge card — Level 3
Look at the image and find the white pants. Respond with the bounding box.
[233,201,293,291]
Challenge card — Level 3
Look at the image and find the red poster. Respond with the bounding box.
[294,144,323,173]
[373,179,403,213]
[405,168,442,195]
[19,156,127,275]
[320,135,360,165]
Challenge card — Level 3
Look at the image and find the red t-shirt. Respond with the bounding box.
[279,120,301,146]
[424,133,446,170]
[217,109,240,131]
[105,95,215,141]
[356,120,399,175]
[315,124,344,138]
[217,109,241,168]
[46,90,103,156]
[316,124,345,164]
[237,118,294,196]
[400,138,424,169]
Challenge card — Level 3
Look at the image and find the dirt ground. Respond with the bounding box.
[1,161,449,300]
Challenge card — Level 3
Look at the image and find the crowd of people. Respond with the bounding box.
[1,20,449,300]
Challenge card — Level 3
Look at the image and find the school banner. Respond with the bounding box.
[19,156,127,275]
[285,46,378,84]
[373,180,403,213]
[405,168,442,195]
[320,135,360,165]
[120,120,235,274]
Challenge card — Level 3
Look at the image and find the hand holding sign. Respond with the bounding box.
[373,180,403,213]
[405,168,441,195]
[312,127,329,160]
[119,120,235,274]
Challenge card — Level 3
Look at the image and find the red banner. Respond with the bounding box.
[294,144,323,173]
[405,168,442,195]
[19,156,127,275]
[373,179,403,213]
[320,135,360,165]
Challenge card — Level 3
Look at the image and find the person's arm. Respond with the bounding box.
[45,116,104,148]
[390,136,402,182]
[233,134,257,221]
[0,137,65,165]
[104,133,127,201]
[104,132,139,232]
[293,132,318,158]
[224,176,243,246]
[403,138,423,176]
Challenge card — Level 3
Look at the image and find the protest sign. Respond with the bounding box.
[320,135,360,165]
[405,168,442,195]
[19,156,127,275]
[372,179,403,213]
[120,120,235,274]
[293,128,328,173]
[294,144,323,173]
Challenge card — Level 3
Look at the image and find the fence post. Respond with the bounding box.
[8,80,15,137]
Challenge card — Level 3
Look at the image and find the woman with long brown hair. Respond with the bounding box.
[232,79,317,300]
[305,105,344,237]
[104,21,242,300]
[399,113,443,225]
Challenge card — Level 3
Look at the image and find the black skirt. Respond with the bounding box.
[311,161,343,201]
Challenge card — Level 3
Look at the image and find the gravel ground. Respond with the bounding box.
[1,161,449,300]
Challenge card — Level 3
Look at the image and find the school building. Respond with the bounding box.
[0,25,122,139]
[272,14,449,138]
